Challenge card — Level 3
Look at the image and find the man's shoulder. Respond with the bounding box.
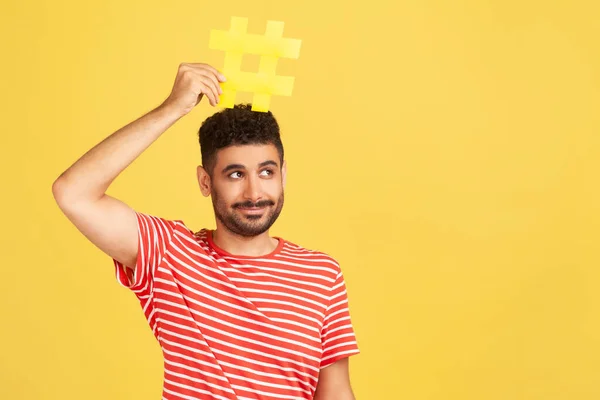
[279,237,342,272]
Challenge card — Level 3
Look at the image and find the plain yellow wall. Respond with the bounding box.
[2,0,600,399]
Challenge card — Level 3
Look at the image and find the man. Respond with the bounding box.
[52,63,360,399]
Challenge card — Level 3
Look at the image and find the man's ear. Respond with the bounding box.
[197,165,212,197]
[282,160,287,190]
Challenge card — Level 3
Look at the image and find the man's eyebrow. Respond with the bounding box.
[221,164,246,174]
[221,160,279,175]
[258,160,279,168]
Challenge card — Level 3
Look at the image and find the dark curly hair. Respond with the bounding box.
[198,104,284,176]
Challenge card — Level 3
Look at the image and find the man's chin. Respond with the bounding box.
[233,224,271,237]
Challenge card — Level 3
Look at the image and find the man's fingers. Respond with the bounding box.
[197,71,222,97]
[188,63,227,82]
[177,63,225,107]
[194,73,222,106]
[199,83,218,106]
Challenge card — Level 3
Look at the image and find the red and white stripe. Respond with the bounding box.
[114,212,359,399]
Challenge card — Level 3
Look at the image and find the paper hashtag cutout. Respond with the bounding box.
[209,17,302,112]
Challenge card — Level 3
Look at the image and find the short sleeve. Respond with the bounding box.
[113,211,177,297]
[320,270,360,369]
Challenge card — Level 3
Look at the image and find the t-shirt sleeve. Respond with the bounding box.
[113,211,177,297]
[320,269,360,369]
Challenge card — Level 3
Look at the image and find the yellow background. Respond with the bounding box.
[2,0,599,399]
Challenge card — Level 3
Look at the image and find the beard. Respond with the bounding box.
[211,188,284,238]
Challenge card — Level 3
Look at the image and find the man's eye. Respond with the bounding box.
[229,171,243,179]
[260,169,273,176]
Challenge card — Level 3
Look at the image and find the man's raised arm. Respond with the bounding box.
[52,63,225,268]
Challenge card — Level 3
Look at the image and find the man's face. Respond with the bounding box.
[204,144,286,237]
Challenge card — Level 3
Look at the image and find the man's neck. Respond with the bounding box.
[212,226,278,257]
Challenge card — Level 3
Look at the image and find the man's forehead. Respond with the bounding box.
[215,144,280,167]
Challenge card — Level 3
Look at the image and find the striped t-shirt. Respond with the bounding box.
[113,212,360,400]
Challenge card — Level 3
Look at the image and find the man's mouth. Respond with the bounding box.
[237,206,268,214]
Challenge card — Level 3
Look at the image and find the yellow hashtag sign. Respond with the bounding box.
[209,17,302,112]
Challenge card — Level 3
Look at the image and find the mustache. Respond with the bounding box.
[233,200,275,209]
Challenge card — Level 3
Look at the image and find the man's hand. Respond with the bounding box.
[161,63,227,117]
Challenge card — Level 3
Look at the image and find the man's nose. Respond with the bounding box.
[243,174,262,202]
